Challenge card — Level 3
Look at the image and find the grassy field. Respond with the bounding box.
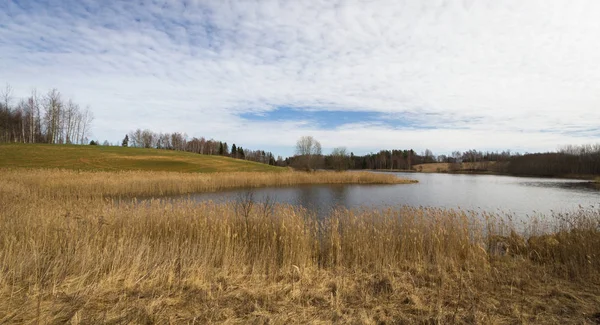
[0,143,282,172]
[412,161,499,173]
[0,170,599,324]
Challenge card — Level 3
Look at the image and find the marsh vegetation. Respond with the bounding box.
[0,169,599,324]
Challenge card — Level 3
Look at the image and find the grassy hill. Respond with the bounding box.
[0,143,283,173]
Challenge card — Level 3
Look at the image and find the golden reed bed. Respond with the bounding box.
[0,170,599,324]
[0,169,415,198]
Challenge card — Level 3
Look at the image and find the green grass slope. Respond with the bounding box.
[0,144,283,173]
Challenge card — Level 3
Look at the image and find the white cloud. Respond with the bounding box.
[1,0,600,157]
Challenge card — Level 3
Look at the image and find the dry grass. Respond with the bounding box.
[0,170,599,324]
[0,169,416,198]
[413,162,498,173]
[411,162,453,173]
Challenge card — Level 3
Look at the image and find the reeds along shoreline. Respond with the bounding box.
[0,169,416,198]
[3,195,599,283]
[1,170,599,323]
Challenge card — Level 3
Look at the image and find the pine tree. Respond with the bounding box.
[122,134,129,147]
[231,144,237,158]
[269,153,275,165]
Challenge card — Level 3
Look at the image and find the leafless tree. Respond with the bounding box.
[79,106,94,144]
[26,89,41,143]
[171,132,187,150]
[0,84,13,142]
[330,147,350,171]
[129,129,143,147]
[294,136,322,171]
[43,89,62,144]
[140,129,155,148]
[422,149,434,163]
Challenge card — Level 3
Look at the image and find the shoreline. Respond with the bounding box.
[369,168,599,181]
[0,169,417,199]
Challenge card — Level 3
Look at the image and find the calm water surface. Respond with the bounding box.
[168,173,599,218]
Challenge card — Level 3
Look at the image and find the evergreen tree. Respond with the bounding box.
[219,142,224,155]
[269,152,275,165]
[231,144,237,158]
[122,134,129,147]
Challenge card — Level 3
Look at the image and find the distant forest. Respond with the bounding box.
[123,128,280,166]
[2,83,599,177]
[343,145,600,177]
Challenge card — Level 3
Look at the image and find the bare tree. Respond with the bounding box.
[16,99,26,142]
[330,147,350,171]
[1,83,12,110]
[140,129,155,148]
[129,129,143,147]
[79,106,94,144]
[295,136,322,171]
[27,89,40,143]
[43,89,62,144]
[171,132,186,150]
[1,84,13,142]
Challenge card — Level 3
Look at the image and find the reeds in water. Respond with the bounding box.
[0,169,416,198]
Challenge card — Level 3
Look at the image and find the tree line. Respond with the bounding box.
[0,84,93,144]
[504,144,600,177]
[287,137,520,172]
[290,137,600,177]
[124,128,282,166]
[344,146,600,176]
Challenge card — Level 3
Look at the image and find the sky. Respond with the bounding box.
[2,0,600,157]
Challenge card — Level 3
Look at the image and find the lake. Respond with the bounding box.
[166,172,600,218]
